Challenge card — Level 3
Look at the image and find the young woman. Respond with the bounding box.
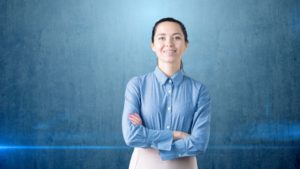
[122,17,211,169]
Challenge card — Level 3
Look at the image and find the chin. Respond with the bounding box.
[162,59,179,65]
[158,55,180,63]
[166,57,180,63]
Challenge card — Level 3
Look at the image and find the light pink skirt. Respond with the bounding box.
[129,148,198,169]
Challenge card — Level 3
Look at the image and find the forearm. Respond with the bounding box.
[126,113,195,152]
[124,123,173,150]
[159,134,208,160]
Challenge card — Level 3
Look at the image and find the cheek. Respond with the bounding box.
[159,46,165,52]
[152,43,162,52]
[178,44,187,52]
[155,45,164,53]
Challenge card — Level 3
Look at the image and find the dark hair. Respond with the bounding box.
[151,17,189,43]
[151,17,188,70]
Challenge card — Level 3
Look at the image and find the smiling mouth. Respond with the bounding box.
[163,49,176,54]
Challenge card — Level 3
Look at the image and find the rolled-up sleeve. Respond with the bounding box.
[160,85,211,160]
[122,77,173,151]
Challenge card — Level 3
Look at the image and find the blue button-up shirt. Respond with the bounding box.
[122,67,211,160]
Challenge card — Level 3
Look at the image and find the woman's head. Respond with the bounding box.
[151,17,188,70]
[151,17,189,43]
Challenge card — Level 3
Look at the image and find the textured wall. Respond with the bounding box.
[0,0,300,168]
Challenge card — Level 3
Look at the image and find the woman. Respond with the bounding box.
[122,17,211,169]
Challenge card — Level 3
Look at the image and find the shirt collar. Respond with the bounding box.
[154,66,184,86]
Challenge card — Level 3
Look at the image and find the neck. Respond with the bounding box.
[158,62,181,77]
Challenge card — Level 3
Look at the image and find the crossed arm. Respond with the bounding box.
[128,113,190,140]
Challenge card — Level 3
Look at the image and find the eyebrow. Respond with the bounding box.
[156,33,183,36]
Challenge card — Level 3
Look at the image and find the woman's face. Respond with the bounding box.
[151,21,188,67]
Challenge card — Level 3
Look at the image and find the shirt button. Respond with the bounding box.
[167,107,171,111]
[167,125,170,129]
[168,80,172,83]
[168,90,172,94]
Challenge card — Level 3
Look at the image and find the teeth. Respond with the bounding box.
[164,50,176,53]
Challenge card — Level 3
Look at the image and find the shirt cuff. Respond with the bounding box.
[173,138,186,152]
[159,139,187,160]
[147,129,173,151]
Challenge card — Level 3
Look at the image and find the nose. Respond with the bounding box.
[166,37,174,47]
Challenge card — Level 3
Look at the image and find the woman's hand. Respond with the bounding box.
[173,131,190,140]
[128,113,142,125]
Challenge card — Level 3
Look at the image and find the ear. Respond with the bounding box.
[151,43,156,52]
[185,42,189,48]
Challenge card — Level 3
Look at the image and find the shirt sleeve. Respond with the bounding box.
[122,77,173,151]
[159,85,211,160]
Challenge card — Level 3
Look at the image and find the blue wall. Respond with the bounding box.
[1,0,300,168]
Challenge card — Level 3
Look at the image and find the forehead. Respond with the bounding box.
[155,21,183,35]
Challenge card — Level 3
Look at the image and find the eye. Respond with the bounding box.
[158,36,165,41]
[175,36,181,40]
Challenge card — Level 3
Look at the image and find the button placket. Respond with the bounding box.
[165,79,173,130]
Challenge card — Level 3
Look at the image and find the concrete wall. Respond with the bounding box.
[1,0,299,168]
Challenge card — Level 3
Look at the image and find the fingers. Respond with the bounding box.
[173,131,190,140]
[181,132,190,138]
[173,131,180,140]
[129,115,142,125]
[128,113,142,125]
[131,113,142,125]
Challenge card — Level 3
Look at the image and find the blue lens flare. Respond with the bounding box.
[209,145,300,150]
[0,145,129,150]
